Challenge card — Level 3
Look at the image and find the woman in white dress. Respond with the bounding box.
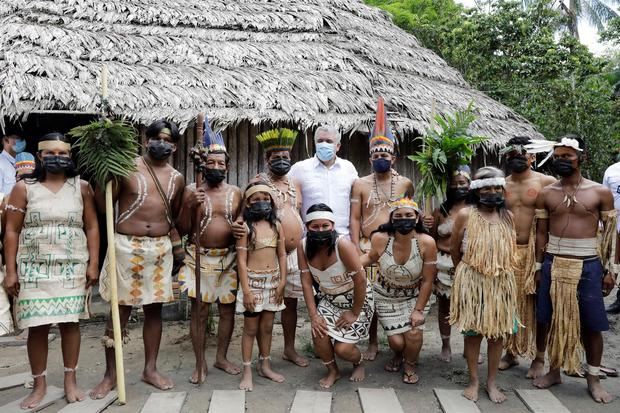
[3,133,99,409]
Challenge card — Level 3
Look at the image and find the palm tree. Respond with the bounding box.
[524,0,620,39]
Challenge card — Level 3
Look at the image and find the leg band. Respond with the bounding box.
[64,365,78,373]
[587,364,601,376]
[536,351,545,360]
[32,370,47,379]
[322,359,335,366]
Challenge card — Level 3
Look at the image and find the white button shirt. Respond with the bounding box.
[602,161,620,231]
[0,150,16,195]
[289,156,358,236]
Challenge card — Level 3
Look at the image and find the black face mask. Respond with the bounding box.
[147,140,174,160]
[248,201,272,219]
[507,156,529,173]
[203,167,226,184]
[447,187,469,202]
[307,229,336,245]
[479,193,505,208]
[43,156,74,174]
[392,219,417,235]
[552,159,576,177]
[269,159,291,176]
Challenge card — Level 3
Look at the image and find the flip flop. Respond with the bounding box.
[600,366,618,377]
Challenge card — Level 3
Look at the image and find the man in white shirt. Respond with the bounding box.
[602,158,620,314]
[0,129,26,195]
[289,126,358,236]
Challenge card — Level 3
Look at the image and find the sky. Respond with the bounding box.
[455,0,611,55]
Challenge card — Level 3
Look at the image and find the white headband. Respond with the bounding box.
[470,177,506,190]
[524,138,583,166]
[305,211,335,223]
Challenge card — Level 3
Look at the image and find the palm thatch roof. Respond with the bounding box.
[0,0,543,147]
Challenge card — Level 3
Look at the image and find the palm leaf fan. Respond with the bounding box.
[408,103,487,202]
[69,118,139,189]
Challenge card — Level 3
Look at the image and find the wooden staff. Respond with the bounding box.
[424,99,437,215]
[193,113,205,384]
[101,65,126,404]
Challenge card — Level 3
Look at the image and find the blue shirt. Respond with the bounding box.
[0,150,17,195]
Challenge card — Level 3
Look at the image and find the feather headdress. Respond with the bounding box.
[524,137,583,166]
[369,96,395,155]
[256,128,298,153]
[389,197,420,212]
[203,115,226,153]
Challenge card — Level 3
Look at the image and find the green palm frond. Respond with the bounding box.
[69,118,138,188]
[407,103,487,201]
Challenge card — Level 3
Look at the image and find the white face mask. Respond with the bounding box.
[316,142,335,162]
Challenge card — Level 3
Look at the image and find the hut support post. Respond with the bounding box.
[105,181,126,404]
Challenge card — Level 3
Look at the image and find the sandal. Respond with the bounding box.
[384,357,403,372]
[402,360,419,384]
[600,365,618,378]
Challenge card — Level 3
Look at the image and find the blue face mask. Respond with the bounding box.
[13,139,26,154]
[372,158,391,173]
[316,142,336,162]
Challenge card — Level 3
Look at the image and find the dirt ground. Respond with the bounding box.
[1,291,620,413]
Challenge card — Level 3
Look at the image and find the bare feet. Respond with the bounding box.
[189,361,208,384]
[533,369,561,389]
[402,361,419,384]
[89,375,115,399]
[214,358,241,375]
[64,372,86,403]
[587,374,614,403]
[282,349,309,368]
[350,362,366,382]
[384,354,403,372]
[485,383,507,404]
[20,378,46,409]
[319,368,341,389]
[362,343,378,361]
[239,366,253,392]
[526,358,545,379]
[439,344,452,363]
[462,379,479,402]
[256,358,285,383]
[498,353,519,371]
[142,369,174,390]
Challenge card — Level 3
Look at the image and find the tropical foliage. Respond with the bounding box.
[367,0,620,181]
[408,104,486,201]
[69,118,139,189]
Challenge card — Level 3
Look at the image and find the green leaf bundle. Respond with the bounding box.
[408,103,487,201]
[69,118,138,188]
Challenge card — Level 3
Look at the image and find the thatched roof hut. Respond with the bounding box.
[0,0,542,187]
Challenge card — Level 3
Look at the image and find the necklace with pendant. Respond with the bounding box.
[562,177,583,208]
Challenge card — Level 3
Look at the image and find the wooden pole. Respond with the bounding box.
[193,113,205,384]
[105,182,126,404]
[101,64,126,404]
[425,99,437,215]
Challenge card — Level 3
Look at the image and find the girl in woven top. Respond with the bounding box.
[449,167,518,404]
[3,132,99,409]
[298,203,372,389]
[361,198,437,384]
[236,181,287,391]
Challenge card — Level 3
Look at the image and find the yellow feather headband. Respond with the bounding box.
[389,198,419,212]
